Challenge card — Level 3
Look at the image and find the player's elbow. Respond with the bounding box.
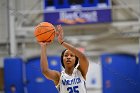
[41,68,49,74]
[42,70,53,80]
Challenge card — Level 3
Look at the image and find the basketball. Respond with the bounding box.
[34,22,56,43]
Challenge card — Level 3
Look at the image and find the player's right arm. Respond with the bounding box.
[40,42,60,85]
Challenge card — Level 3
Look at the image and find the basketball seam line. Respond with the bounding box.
[37,31,55,42]
[35,29,54,37]
[46,31,55,41]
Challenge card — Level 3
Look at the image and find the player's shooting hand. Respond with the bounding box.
[39,42,50,47]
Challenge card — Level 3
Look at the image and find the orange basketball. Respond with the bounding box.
[34,22,56,43]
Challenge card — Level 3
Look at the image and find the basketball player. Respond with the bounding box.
[40,25,89,93]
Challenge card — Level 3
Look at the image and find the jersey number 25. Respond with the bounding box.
[67,86,79,93]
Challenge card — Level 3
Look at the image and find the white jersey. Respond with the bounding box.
[56,67,87,93]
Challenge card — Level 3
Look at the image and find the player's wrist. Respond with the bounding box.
[59,40,64,45]
[60,41,65,45]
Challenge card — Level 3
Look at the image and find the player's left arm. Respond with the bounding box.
[56,25,89,79]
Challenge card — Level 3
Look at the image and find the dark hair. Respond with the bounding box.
[61,49,79,68]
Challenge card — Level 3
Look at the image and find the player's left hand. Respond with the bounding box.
[56,25,64,44]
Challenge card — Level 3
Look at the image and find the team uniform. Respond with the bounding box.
[56,65,87,93]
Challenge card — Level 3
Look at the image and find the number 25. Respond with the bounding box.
[67,86,79,93]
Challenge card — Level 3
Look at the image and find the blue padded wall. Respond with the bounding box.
[4,58,24,93]
[101,54,138,93]
[138,53,140,92]
[25,56,61,93]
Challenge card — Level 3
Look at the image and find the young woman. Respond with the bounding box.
[40,25,89,93]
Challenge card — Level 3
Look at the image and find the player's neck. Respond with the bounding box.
[65,67,74,75]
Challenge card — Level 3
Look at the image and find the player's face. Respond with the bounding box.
[63,50,76,68]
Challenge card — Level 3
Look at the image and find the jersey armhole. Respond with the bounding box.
[77,68,86,81]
